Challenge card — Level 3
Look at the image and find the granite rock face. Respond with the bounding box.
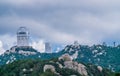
[60,54,88,76]
[44,65,56,72]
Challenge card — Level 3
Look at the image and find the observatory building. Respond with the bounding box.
[17,27,29,47]
[45,42,52,53]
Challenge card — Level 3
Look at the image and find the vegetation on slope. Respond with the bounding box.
[0,58,118,76]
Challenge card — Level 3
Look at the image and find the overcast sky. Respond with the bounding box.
[0,0,120,53]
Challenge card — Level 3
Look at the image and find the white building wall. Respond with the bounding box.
[17,27,29,47]
[45,42,52,53]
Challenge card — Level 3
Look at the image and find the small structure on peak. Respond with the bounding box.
[113,42,116,47]
[17,27,29,47]
[45,42,52,53]
[74,41,80,48]
[102,42,107,46]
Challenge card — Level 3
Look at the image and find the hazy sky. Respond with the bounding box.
[0,0,120,53]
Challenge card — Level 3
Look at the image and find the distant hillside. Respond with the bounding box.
[0,44,120,72]
[0,54,116,76]
[58,44,120,72]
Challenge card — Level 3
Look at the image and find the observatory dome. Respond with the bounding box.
[17,27,29,47]
[17,27,29,35]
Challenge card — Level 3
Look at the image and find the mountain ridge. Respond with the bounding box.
[0,43,120,72]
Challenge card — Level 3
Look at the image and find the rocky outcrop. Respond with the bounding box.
[97,66,103,72]
[64,61,88,76]
[18,50,36,56]
[77,63,88,76]
[43,54,88,76]
[60,54,88,76]
[59,53,72,61]
[43,65,56,72]
[43,64,61,76]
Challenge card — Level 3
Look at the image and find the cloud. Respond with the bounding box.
[0,0,120,50]
[0,40,5,55]
[30,39,45,53]
[0,34,16,50]
[1,0,120,9]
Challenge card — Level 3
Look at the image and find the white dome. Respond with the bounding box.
[17,27,29,35]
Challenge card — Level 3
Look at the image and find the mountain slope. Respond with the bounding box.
[0,54,115,76]
[58,44,120,72]
[0,44,120,72]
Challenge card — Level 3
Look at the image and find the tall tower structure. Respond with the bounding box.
[45,42,52,53]
[17,27,29,47]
